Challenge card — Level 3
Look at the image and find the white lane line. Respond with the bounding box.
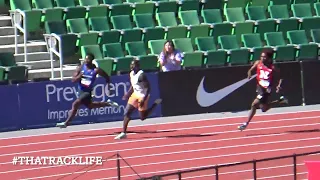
[1,135,318,171]
[0,128,302,166]
[1,121,319,158]
[1,109,319,140]
[1,114,318,149]
[12,145,320,179]
[0,123,320,157]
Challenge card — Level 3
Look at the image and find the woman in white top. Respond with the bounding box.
[158,40,183,72]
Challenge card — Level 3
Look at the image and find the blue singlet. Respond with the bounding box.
[78,64,98,92]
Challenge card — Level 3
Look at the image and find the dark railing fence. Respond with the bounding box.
[117,150,320,180]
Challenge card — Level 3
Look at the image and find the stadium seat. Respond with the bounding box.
[246,6,277,40]
[87,6,109,18]
[0,52,28,82]
[178,10,210,44]
[10,0,42,33]
[134,13,156,28]
[179,0,200,12]
[54,0,87,19]
[44,21,67,34]
[101,43,133,73]
[211,23,233,44]
[287,30,318,60]
[94,59,114,75]
[218,35,251,65]
[81,45,103,59]
[32,0,64,22]
[234,21,255,43]
[225,0,248,9]
[156,1,178,13]
[88,17,111,32]
[241,33,273,61]
[250,0,270,10]
[195,37,227,66]
[264,32,296,61]
[125,41,158,71]
[98,31,121,45]
[310,29,320,44]
[201,9,224,25]
[66,18,99,46]
[79,0,99,6]
[134,2,155,15]
[148,39,166,55]
[102,43,125,58]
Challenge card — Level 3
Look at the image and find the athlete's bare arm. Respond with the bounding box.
[96,68,110,84]
[138,73,150,107]
[274,66,283,92]
[72,65,82,83]
[138,73,150,96]
[123,74,134,100]
[247,61,260,79]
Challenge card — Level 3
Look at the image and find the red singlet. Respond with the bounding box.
[256,61,274,88]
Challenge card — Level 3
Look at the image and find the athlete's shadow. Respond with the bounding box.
[246,128,320,137]
[133,133,217,139]
[69,130,177,138]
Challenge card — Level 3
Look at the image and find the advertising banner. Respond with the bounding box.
[159,62,303,116]
[300,60,320,105]
[0,73,162,132]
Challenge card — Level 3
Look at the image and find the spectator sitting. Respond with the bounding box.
[158,40,182,72]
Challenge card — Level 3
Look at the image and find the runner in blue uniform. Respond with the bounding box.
[56,53,119,128]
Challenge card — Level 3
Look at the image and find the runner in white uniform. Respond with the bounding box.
[115,60,162,140]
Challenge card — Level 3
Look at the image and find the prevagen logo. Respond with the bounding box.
[46,81,130,103]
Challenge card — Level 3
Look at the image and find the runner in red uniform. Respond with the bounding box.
[238,50,288,131]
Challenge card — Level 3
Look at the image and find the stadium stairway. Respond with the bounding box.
[0,9,77,80]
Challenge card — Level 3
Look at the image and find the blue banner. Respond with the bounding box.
[0,73,162,132]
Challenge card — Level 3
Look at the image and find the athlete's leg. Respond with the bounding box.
[238,98,260,131]
[138,97,162,120]
[114,104,136,140]
[261,95,288,112]
[56,98,82,128]
[86,99,119,109]
[114,94,138,140]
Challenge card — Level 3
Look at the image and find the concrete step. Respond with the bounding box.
[28,65,77,80]
[15,52,51,62]
[17,59,60,70]
[0,27,14,36]
[0,41,47,53]
[0,34,23,45]
[0,16,12,27]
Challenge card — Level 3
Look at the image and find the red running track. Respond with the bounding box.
[0,110,320,180]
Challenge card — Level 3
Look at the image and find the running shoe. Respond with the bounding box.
[238,123,248,131]
[107,99,119,107]
[114,132,127,140]
[56,122,67,128]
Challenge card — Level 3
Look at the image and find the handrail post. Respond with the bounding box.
[117,152,121,180]
[293,154,297,180]
[253,160,257,180]
[215,165,219,180]
[178,171,182,180]
[299,60,306,106]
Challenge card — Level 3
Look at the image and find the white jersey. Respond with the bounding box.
[130,70,148,97]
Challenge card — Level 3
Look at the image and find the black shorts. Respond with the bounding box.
[256,85,271,104]
[78,90,92,106]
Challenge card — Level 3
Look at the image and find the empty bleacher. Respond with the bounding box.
[0,0,319,82]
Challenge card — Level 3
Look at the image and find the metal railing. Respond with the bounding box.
[43,33,64,80]
[10,9,28,62]
[135,150,320,180]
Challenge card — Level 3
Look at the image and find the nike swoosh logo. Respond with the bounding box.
[196,74,257,107]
